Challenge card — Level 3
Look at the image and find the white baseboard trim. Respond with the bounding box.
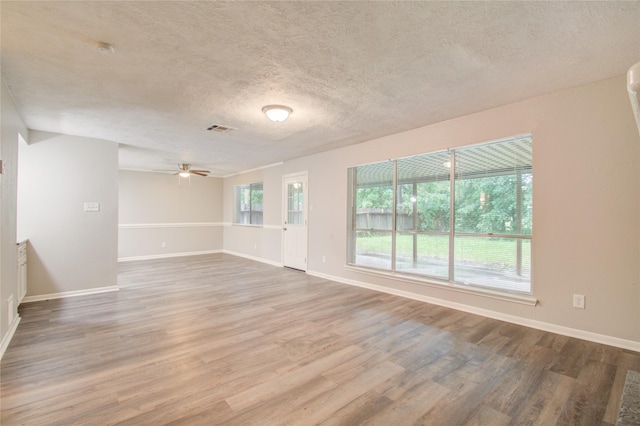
[0,315,21,360]
[119,249,282,267]
[222,250,284,268]
[22,286,120,304]
[307,270,640,352]
[118,249,223,262]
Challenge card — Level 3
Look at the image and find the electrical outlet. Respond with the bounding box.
[84,202,100,212]
[161,242,166,248]
[322,255,326,263]
[573,294,585,309]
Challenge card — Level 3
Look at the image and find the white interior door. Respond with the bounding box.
[283,173,308,271]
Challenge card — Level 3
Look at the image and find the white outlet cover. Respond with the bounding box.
[84,202,100,212]
[573,294,585,309]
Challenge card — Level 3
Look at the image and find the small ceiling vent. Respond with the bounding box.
[206,124,235,133]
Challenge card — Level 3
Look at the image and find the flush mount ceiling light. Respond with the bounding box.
[262,105,292,122]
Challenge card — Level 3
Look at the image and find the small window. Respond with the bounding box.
[234,182,263,225]
[287,181,304,225]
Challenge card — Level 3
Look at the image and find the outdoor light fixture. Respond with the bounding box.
[262,105,292,122]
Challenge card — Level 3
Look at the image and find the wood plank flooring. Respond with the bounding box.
[1,253,638,425]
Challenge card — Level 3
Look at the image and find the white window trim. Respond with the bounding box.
[344,264,537,306]
[233,181,264,225]
[347,134,533,296]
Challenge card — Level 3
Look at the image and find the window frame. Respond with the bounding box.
[347,135,533,296]
[233,181,264,226]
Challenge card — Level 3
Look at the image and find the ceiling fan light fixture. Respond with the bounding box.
[262,105,292,122]
[179,171,191,178]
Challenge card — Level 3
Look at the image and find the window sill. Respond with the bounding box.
[343,264,538,306]
[231,223,263,228]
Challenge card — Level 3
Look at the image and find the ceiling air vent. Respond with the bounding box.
[206,123,235,133]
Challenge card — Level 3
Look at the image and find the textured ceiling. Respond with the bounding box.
[2,1,640,176]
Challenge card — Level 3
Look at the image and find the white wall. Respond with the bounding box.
[118,170,223,260]
[222,75,640,347]
[0,78,28,356]
[17,131,119,297]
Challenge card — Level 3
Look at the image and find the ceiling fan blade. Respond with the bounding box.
[191,171,208,176]
[191,169,211,174]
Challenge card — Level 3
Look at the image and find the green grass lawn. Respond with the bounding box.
[356,233,531,270]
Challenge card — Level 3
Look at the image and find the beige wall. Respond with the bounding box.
[222,75,640,346]
[0,78,28,352]
[17,131,119,297]
[118,170,223,260]
[223,164,285,264]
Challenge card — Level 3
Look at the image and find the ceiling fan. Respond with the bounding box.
[156,163,211,177]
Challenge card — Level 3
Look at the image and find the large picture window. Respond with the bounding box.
[234,182,263,225]
[347,135,532,294]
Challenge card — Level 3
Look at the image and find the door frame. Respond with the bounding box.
[282,171,308,271]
